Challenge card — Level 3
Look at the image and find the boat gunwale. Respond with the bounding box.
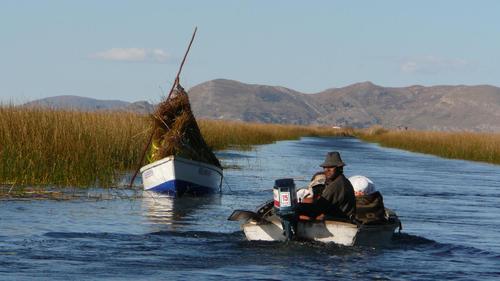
[140,155,223,176]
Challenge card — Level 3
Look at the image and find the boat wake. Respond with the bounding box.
[149,230,242,240]
[391,232,435,245]
[390,232,500,259]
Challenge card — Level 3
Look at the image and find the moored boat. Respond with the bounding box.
[140,155,223,197]
[130,28,223,197]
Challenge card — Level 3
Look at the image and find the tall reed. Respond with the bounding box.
[0,106,350,187]
[0,106,148,187]
[356,128,500,165]
[198,120,352,150]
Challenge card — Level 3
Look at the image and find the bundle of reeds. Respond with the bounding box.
[149,84,221,168]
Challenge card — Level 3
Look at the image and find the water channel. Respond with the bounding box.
[1,137,499,280]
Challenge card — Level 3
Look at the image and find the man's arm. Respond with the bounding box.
[295,196,330,218]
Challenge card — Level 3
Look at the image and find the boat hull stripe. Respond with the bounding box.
[148,179,216,197]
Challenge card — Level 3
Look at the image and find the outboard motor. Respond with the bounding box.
[273,178,298,240]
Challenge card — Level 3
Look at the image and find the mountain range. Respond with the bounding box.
[24,79,500,132]
[24,95,154,114]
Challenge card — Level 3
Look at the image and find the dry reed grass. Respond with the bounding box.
[150,86,220,167]
[0,105,351,188]
[199,120,353,150]
[0,106,148,187]
[356,128,500,165]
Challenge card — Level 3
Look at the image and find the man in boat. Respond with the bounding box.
[308,171,326,196]
[349,175,387,224]
[296,151,356,221]
[296,172,325,203]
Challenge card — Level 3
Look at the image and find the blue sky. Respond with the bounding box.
[1,0,499,103]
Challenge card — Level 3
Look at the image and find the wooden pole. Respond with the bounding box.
[128,27,198,188]
[167,26,197,100]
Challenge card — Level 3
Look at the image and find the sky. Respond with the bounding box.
[1,0,499,103]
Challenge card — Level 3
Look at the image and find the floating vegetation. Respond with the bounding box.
[0,185,76,200]
[0,185,143,201]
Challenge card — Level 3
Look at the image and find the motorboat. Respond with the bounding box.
[230,201,401,246]
[228,178,402,246]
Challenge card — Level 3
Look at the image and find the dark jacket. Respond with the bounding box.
[355,191,386,224]
[297,173,356,220]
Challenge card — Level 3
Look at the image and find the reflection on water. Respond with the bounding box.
[141,193,176,225]
[141,191,221,229]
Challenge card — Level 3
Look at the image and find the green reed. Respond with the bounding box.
[0,106,351,188]
[356,127,500,165]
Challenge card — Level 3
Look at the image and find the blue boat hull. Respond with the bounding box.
[149,179,216,197]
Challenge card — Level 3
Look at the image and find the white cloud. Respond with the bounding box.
[151,49,169,61]
[400,55,469,74]
[90,48,171,63]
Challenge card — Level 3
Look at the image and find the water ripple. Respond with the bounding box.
[2,137,500,280]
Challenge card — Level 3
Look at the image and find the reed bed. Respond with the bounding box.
[0,106,148,188]
[199,120,353,150]
[356,127,500,165]
[0,106,350,188]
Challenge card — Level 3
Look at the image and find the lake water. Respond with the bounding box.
[1,137,500,280]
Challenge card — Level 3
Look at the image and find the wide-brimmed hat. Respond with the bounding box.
[319,151,346,168]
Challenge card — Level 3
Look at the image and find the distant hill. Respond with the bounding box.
[188,79,500,132]
[188,79,317,124]
[24,95,154,114]
[23,79,500,132]
[310,82,500,131]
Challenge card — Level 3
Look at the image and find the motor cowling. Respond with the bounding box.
[273,178,297,240]
[273,178,298,214]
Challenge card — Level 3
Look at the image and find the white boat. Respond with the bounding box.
[140,156,223,197]
[229,201,401,246]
